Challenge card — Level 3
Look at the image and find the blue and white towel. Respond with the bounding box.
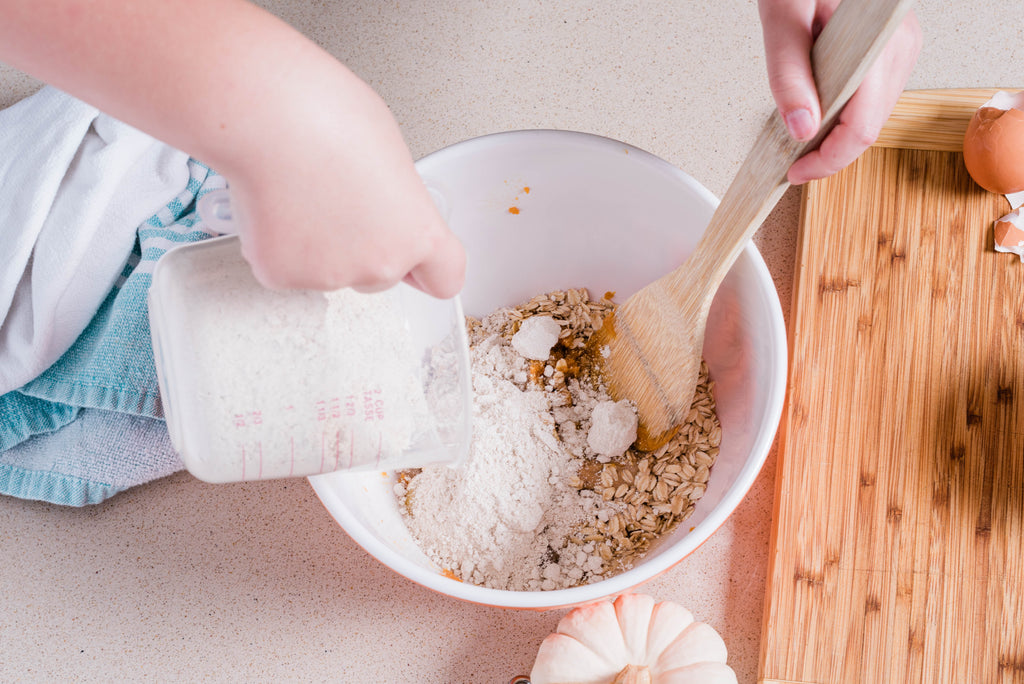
[0,87,225,506]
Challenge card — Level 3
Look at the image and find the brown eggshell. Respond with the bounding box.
[963,106,1024,195]
[995,216,1024,246]
[994,209,1024,258]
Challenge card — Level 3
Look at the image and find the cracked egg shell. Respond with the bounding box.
[994,208,1024,261]
[963,91,1024,195]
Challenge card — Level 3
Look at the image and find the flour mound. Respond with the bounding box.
[399,306,629,591]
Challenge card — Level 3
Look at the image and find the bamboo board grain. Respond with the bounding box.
[759,88,1024,684]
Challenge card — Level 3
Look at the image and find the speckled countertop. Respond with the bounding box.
[0,2,1018,681]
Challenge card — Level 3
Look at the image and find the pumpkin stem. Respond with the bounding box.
[611,664,652,684]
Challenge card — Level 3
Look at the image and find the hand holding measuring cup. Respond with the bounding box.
[150,199,472,483]
[197,85,466,299]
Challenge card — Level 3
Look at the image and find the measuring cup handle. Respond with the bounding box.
[197,189,236,235]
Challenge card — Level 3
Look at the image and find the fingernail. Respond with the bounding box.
[785,108,815,141]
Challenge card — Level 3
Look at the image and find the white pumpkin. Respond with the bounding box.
[529,593,737,684]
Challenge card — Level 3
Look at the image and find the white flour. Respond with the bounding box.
[399,310,635,591]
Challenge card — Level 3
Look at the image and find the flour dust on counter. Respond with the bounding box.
[396,289,722,591]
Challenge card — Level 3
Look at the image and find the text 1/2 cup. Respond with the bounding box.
[148,235,472,483]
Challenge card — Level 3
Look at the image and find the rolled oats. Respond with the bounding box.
[461,288,722,583]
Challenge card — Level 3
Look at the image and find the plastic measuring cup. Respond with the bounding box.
[147,194,472,483]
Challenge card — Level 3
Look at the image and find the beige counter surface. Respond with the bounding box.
[1,2,1018,682]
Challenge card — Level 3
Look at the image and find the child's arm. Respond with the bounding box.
[0,0,465,296]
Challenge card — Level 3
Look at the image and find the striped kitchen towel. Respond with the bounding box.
[0,87,225,505]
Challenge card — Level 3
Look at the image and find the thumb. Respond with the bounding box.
[403,225,466,300]
[759,1,822,141]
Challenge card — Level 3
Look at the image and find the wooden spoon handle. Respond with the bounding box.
[667,0,914,295]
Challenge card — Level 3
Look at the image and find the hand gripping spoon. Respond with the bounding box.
[595,0,914,449]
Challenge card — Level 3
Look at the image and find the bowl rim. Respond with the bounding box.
[308,128,787,610]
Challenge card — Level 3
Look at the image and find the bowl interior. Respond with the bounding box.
[309,130,787,609]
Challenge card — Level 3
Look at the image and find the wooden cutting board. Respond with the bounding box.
[759,89,1024,684]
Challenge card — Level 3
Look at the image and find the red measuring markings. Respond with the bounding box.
[233,410,263,428]
[333,429,342,471]
[239,442,264,480]
[362,388,384,422]
[320,431,327,473]
[347,429,355,470]
[316,398,344,421]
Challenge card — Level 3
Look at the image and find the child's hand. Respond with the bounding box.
[221,73,466,298]
[0,0,465,298]
[758,0,922,184]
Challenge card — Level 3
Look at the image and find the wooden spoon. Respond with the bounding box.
[595,0,914,449]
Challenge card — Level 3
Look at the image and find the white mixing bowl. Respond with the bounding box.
[309,130,787,610]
